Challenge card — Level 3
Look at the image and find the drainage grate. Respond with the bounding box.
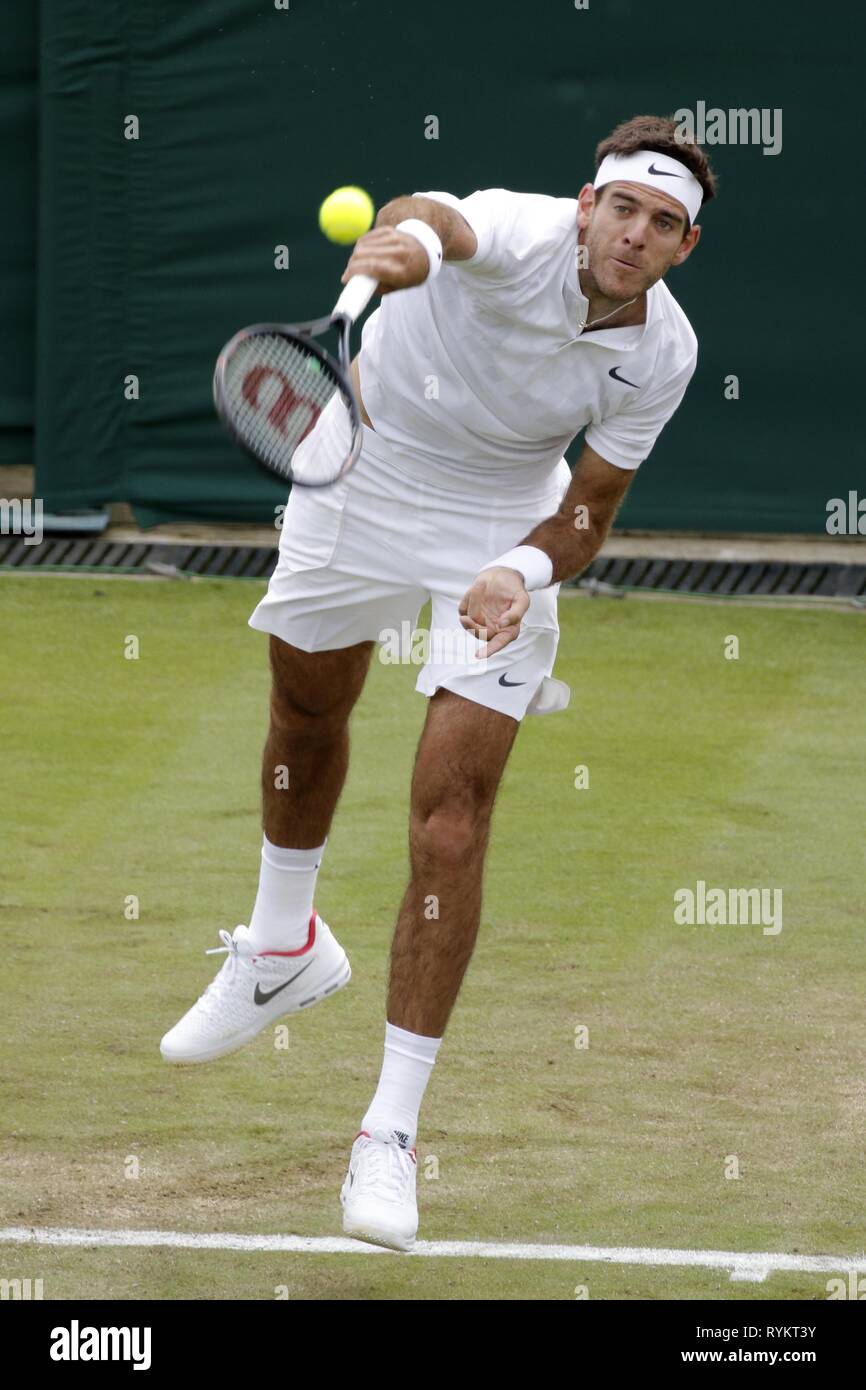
[0,537,280,580]
[581,554,866,599]
[1,535,865,599]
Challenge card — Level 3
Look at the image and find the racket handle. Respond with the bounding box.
[333,274,378,324]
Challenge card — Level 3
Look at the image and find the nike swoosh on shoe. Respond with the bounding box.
[253,960,315,1005]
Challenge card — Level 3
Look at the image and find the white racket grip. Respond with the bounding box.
[332,273,378,323]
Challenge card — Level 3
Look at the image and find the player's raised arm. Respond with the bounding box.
[340,195,477,294]
[458,443,633,655]
[376,195,479,259]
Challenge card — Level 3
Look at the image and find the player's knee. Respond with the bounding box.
[411,800,490,869]
[267,636,367,732]
[269,678,350,737]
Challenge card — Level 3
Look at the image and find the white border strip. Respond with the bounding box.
[1,1227,864,1283]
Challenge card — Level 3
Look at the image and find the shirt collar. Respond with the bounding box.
[564,238,659,351]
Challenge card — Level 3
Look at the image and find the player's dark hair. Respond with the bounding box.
[595,114,717,207]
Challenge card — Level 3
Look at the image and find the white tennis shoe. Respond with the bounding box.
[160,913,350,1064]
[340,1127,418,1252]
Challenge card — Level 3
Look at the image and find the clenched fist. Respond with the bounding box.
[458,566,530,657]
[340,227,430,296]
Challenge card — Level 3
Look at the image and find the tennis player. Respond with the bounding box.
[161,115,716,1251]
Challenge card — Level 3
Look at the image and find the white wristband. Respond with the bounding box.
[395,218,443,280]
[480,545,554,592]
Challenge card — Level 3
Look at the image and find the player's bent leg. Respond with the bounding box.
[160,636,373,1065]
[263,633,374,849]
[341,689,518,1250]
[391,688,519,1037]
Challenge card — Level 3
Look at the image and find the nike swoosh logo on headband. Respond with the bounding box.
[647,162,684,178]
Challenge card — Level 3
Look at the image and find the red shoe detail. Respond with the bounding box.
[258,910,317,958]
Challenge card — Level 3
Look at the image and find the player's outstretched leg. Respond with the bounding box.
[160,636,373,1064]
[341,688,518,1249]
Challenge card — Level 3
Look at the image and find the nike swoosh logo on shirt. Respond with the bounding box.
[498,674,526,687]
[648,162,684,178]
[609,366,641,388]
[253,960,314,1005]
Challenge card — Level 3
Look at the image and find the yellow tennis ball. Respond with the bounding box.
[318,186,375,245]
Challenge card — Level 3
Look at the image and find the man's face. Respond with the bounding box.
[578,180,700,301]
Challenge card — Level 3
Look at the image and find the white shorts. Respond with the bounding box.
[248,397,572,721]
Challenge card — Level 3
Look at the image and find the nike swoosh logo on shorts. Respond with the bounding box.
[648,161,683,178]
[609,366,640,388]
[498,674,526,687]
[253,960,314,1005]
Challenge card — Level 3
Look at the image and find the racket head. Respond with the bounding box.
[213,322,362,487]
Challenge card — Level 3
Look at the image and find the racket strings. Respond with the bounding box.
[220,333,354,483]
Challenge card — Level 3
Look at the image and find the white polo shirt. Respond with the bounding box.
[357,187,698,491]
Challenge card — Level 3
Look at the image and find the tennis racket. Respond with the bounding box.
[213,273,378,487]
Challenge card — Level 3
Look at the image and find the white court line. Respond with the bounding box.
[1,1227,863,1284]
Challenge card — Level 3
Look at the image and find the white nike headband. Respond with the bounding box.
[594,151,703,225]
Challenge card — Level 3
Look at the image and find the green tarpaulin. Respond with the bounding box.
[1,1,858,531]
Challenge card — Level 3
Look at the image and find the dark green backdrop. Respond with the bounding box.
[0,2,38,464]
[3,1,858,531]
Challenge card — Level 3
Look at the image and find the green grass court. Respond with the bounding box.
[0,575,863,1300]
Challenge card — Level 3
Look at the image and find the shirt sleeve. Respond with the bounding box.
[411,188,536,280]
[585,349,698,471]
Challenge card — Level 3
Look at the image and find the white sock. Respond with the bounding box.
[360,1022,443,1149]
[247,835,326,953]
